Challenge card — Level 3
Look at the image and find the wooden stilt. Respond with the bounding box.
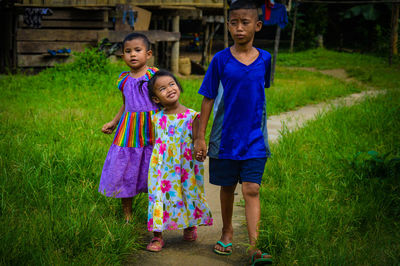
[208,22,214,63]
[103,10,108,31]
[201,22,210,66]
[153,16,158,66]
[224,0,228,48]
[171,14,180,74]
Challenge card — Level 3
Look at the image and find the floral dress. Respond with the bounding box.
[147,109,213,232]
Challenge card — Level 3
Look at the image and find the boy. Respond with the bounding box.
[195,0,272,264]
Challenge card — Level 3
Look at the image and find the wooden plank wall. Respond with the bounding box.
[17,8,111,67]
[19,0,223,7]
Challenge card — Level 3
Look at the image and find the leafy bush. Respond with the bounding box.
[351,150,400,179]
[58,48,110,73]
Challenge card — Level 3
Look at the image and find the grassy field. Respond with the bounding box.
[0,48,399,264]
[258,88,400,264]
[277,48,400,89]
[0,63,149,264]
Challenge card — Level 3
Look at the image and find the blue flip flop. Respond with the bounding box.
[213,241,233,255]
[250,251,272,265]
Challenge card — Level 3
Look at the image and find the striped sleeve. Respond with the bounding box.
[116,72,130,92]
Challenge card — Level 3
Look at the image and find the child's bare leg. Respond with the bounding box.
[242,182,271,260]
[121,197,132,222]
[242,182,260,247]
[214,184,237,253]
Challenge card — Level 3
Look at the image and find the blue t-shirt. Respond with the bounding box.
[198,47,272,160]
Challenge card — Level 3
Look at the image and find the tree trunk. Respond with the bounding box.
[290,1,298,53]
[271,25,281,84]
[390,4,399,65]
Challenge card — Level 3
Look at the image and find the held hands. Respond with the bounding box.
[194,138,207,162]
[102,121,117,134]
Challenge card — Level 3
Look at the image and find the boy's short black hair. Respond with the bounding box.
[228,0,263,12]
[228,0,263,20]
[122,33,151,51]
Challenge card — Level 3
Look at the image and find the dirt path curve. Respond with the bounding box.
[126,68,382,266]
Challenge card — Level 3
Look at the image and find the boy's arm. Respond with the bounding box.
[194,96,214,162]
[102,95,125,134]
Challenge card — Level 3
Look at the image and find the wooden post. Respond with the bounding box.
[12,8,17,71]
[201,22,221,66]
[290,0,298,53]
[153,15,158,66]
[271,25,281,84]
[163,16,169,69]
[224,0,228,48]
[171,14,180,74]
[103,10,108,31]
[0,7,15,72]
[209,22,215,63]
[389,3,399,65]
[201,22,210,66]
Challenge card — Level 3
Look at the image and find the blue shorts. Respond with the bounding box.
[209,157,267,186]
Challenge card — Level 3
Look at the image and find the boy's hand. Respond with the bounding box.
[194,138,207,162]
[102,121,117,134]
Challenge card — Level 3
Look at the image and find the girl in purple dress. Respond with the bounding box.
[99,33,158,222]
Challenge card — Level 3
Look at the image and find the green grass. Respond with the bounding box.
[0,48,399,264]
[268,67,363,115]
[258,89,400,264]
[179,78,203,111]
[0,65,150,264]
[277,48,400,89]
[277,48,389,69]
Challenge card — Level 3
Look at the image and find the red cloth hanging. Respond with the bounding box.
[264,0,275,20]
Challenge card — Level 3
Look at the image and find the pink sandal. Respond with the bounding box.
[146,237,165,252]
[183,226,198,241]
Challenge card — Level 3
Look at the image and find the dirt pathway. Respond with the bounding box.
[126,69,382,265]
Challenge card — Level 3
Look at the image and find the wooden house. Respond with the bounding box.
[0,0,224,73]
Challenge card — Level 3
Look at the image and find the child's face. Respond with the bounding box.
[152,76,181,107]
[228,9,262,45]
[122,38,152,70]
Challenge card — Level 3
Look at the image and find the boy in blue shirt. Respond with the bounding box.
[195,0,272,264]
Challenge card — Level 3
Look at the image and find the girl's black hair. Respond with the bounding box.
[143,70,183,107]
[122,32,151,51]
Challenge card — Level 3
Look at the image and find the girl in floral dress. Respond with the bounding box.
[145,70,213,252]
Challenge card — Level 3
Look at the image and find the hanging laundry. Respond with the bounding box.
[262,2,288,29]
[128,10,135,28]
[122,9,137,28]
[47,48,71,56]
[23,8,53,28]
[264,0,275,20]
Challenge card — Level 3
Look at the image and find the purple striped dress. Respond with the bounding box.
[99,68,158,198]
